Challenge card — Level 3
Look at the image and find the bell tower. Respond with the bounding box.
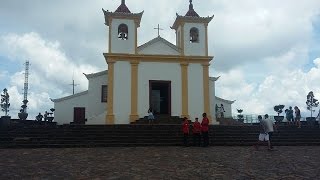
[103,0,143,54]
[171,0,214,56]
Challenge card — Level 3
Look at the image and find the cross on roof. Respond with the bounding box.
[154,24,164,37]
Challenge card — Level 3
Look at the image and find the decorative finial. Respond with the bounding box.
[122,0,125,4]
[189,0,194,10]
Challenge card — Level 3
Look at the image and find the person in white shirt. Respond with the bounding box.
[264,114,276,150]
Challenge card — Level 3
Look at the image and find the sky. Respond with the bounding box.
[0,0,320,119]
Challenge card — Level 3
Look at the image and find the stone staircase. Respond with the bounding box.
[0,124,319,148]
[132,115,185,124]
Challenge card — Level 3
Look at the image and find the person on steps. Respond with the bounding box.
[182,117,190,147]
[192,118,201,147]
[201,113,209,147]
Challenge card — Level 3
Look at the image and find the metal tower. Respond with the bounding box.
[23,61,30,103]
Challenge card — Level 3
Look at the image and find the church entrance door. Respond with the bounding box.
[149,80,171,115]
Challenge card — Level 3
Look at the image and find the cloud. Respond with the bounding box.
[0,32,99,118]
[216,56,320,117]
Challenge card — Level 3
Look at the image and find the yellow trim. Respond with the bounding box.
[181,23,185,56]
[130,60,139,122]
[205,23,208,56]
[105,59,116,124]
[104,53,213,64]
[202,62,211,124]
[108,18,112,53]
[180,62,189,118]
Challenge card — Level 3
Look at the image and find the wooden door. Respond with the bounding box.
[73,107,86,124]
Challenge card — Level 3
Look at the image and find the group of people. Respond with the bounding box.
[35,111,49,122]
[181,113,210,147]
[254,114,276,150]
[284,106,301,128]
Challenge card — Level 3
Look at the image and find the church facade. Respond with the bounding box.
[52,0,235,125]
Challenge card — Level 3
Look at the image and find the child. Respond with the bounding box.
[147,107,155,124]
[192,118,201,147]
[182,117,189,146]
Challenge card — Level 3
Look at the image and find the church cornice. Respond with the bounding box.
[102,9,144,26]
[171,14,214,30]
[83,70,108,80]
[103,53,214,64]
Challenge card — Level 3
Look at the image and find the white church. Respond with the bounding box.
[51,0,235,125]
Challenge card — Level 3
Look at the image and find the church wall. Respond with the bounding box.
[111,19,135,54]
[139,41,179,55]
[113,61,131,124]
[209,80,218,124]
[87,74,108,124]
[138,62,182,117]
[188,63,204,121]
[54,93,88,125]
[183,23,206,56]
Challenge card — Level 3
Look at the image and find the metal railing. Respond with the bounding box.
[232,114,308,124]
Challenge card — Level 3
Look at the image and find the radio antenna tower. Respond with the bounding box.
[69,70,79,95]
[18,60,30,120]
[23,61,30,103]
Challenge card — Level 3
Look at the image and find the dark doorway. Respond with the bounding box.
[73,107,86,124]
[149,80,171,115]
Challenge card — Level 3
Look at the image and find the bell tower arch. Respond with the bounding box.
[103,0,143,54]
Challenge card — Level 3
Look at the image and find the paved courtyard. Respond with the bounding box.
[0,146,319,179]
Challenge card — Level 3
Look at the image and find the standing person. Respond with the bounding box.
[316,109,320,128]
[44,111,48,121]
[192,118,201,147]
[264,114,276,150]
[147,107,155,124]
[285,109,289,125]
[220,104,225,118]
[182,117,189,147]
[201,113,209,147]
[294,106,301,128]
[254,115,269,150]
[288,106,294,125]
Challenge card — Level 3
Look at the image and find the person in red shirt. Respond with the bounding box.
[192,118,201,147]
[201,113,209,147]
[182,117,189,147]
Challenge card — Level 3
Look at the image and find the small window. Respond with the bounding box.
[118,24,128,40]
[101,85,108,102]
[190,27,199,43]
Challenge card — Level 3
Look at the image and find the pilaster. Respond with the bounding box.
[106,59,116,124]
[130,60,140,122]
[180,61,189,118]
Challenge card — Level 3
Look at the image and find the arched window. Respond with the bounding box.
[190,27,199,43]
[118,24,128,40]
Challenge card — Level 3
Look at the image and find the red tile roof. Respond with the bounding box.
[115,0,131,13]
[185,0,200,17]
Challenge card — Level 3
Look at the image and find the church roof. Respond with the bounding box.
[216,96,236,104]
[83,70,108,79]
[115,0,131,13]
[51,91,88,103]
[185,0,200,17]
[138,36,180,54]
[102,0,144,26]
[171,1,214,30]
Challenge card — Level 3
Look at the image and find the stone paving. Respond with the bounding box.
[0,146,319,179]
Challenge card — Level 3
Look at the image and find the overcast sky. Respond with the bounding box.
[0,0,320,119]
